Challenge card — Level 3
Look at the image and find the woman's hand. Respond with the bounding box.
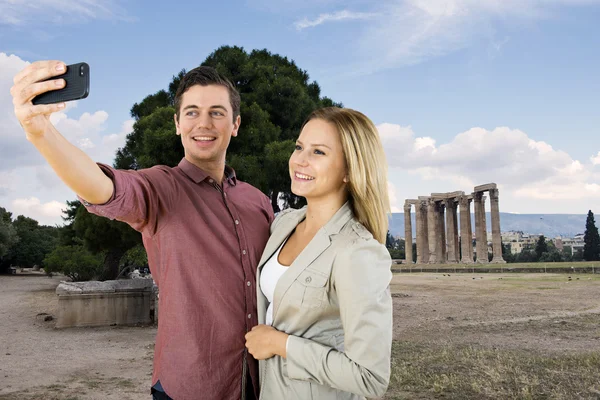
[245,324,289,360]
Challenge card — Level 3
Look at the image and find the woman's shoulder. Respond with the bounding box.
[337,218,376,243]
[337,218,390,254]
[270,206,306,233]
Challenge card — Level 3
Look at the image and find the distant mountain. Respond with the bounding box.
[389,213,594,239]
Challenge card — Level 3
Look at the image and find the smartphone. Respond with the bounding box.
[32,62,90,105]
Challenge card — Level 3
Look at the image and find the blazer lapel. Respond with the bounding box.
[257,208,307,273]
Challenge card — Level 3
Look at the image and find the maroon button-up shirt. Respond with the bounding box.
[82,158,273,400]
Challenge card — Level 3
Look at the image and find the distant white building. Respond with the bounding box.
[557,234,585,255]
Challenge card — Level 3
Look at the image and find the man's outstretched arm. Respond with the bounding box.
[11,60,114,205]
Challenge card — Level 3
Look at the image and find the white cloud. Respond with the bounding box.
[11,197,66,226]
[591,151,600,165]
[378,122,600,205]
[388,181,401,213]
[292,0,600,73]
[0,0,132,25]
[294,10,379,30]
[0,53,134,225]
[102,119,135,149]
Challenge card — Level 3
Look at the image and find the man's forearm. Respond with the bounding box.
[29,125,114,205]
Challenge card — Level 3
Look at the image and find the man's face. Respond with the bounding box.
[174,84,240,167]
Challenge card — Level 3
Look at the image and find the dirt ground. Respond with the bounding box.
[1,272,599,400]
[0,274,155,400]
[390,273,600,353]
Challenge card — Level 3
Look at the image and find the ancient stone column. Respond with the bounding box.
[404,202,413,264]
[489,189,506,263]
[438,202,446,263]
[467,198,474,261]
[452,202,460,259]
[474,192,489,263]
[459,196,473,263]
[482,195,489,262]
[415,200,429,264]
[427,199,438,264]
[469,196,475,262]
[445,199,457,263]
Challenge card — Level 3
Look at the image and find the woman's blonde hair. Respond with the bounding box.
[304,107,390,244]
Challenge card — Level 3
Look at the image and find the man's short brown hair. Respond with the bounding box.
[174,66,241,121]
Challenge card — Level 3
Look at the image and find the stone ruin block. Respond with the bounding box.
[55,279,155,328]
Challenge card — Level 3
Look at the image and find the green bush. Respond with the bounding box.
[120,245,148,272]
[43,245,104,281]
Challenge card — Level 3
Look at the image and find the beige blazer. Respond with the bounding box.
[256,202,393,400]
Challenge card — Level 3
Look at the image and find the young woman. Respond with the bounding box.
[245,107,393,399]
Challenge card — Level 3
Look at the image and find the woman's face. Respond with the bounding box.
[289,118,348,201]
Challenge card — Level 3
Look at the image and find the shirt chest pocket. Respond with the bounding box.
[296,269,329,309]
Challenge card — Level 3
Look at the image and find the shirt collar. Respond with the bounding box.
[178,158,237,186]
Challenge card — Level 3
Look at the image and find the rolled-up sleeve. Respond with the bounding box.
[80,163,176,235]
[285,238,393,398]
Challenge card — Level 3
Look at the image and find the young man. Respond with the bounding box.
[11,61,273,400]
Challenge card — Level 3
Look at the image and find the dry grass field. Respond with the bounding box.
[1,271,599,400]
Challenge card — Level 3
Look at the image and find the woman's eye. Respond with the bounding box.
[314,149,325,155]
[295,145,302,151]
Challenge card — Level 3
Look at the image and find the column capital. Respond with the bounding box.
[473,191,484,201]
[445,198,458,209]
[489,188,499,201]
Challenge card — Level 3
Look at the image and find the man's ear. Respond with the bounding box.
[174,114,180,135]
[231,115,241,137]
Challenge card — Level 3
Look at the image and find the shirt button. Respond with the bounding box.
[247,314,252,319]
[242,250,247,255]
[247,281,251,286]
[235,220,239,225]
[224,193,227,197]
[209,179,214,183]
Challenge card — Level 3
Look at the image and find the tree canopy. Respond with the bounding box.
[62,46,342,280]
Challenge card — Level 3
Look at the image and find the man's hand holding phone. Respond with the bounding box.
[11,60,89,141]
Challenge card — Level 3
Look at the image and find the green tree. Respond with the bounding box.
[69,46,340,279]
[534,235,548,261]
[385,231,394,249]
[120,244,148,273]
[72,205,142,281]
[6,216,59,268]
[516,249,537,263]
[0,215,18,265]
[583,210,600,261]
[0,207,17,273]
[502,242,516,263]
[539,250,563,262]
[0,207,12,224]
[114,45,340,211]
[44,245,104,281]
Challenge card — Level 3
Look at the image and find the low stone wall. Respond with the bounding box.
[55,279,154,328]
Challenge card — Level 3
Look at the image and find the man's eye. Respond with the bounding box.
[186,111,197,117]
[211,111,224,117]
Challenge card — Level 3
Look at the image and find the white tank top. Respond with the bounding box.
[260,240,289,326]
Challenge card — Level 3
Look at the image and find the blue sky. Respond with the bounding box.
[1,0,599,225]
